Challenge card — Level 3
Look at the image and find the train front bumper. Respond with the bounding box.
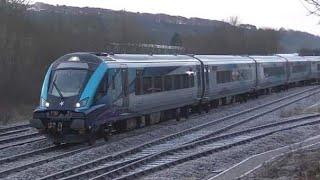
[30,109,89,143]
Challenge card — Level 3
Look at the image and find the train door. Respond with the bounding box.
[196,65,202,99]
[285,59,290,83]
[121,64,129,109]
[204,65,210,98]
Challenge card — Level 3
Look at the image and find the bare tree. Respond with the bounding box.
[0,0,28,11]
[228,16,241,26]
[303,0,320,16]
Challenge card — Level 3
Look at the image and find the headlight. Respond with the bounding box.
[40,98,50,108]
[75,98,89,108]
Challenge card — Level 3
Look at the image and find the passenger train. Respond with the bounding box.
[30,53,320,145]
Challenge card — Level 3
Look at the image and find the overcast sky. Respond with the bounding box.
[33,0,320,36]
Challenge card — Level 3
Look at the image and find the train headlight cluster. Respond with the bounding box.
[40,98,50,108]
[75,97,89,108]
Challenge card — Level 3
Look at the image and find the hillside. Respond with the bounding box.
[29,2,320,53]
[1,1,320,107]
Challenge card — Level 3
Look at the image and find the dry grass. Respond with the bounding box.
[280,102,320,118]
[242,147,320,180]
[280,106,306,118]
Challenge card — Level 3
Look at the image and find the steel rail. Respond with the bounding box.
[39,86,320,180]
[0,128,30,137]
[0,124,30,133]
[0,132,40,145]
[0,142,106,178]
[97,117,320,180]
[0,137,46,151]
[0,145,56,164]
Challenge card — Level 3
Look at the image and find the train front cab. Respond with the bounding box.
[30,53,109,145]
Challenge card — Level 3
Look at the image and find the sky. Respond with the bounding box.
[33,0,320,36]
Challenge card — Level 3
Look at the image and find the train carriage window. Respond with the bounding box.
[164,76,173,91]
[232,70,240,81]
[135,70,143,95]
[182,74,189,88]
[143,77,152,94]
[173,75,181,90]
[189,75,195,87]
[111,73,116,90]
[217,71,232,84]
[154,76,163,92]
[196,66,201,88]
[94,73,108,103]
[217,71,223,84]
[239,69,252,80]
[212,66,218,71]
[205,66,210,85]
[264,67,284,77]
[292,65,307,73]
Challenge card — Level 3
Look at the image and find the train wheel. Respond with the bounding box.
[204,104,209,113]
[221,97,227,105]
[230,96,235,104]
[198,105,202,115]
[103,124,113,142]
[103,133,109,142]
[211,99,219,108]
[88,130,96,146]
[184,107,189,119]
[53,142,61,146]
[176,108,181,121]
[149,112,161,125]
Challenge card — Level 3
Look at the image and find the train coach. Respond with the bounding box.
[280,54,312,85]
[304,56,320,81]
[30,52,320,145]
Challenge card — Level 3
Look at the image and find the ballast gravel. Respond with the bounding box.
[2,85,320,180]
[142,125,320,180]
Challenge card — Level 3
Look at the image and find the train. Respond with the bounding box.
[30,52,320,145]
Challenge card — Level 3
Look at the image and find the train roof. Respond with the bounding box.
[298,56,320,62]
[55,53,318,66]
[249,55,286,63]
[278,54,310,62]
[194,55,255,64]
[98,54,198,63]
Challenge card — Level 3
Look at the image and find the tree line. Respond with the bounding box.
[0,0,281,108]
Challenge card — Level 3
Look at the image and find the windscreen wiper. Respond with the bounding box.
[53,80,64,100]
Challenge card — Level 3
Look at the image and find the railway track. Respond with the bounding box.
[0,128,30,138]
[0,123,45,151]
[0,123,29,134]
[54,115,320,180]
[0,137,46,151]
[0,145,56,164]
[0,132,40,145]
[105,116,320,180]
[0,142,107,178]
[38,86,320,180]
